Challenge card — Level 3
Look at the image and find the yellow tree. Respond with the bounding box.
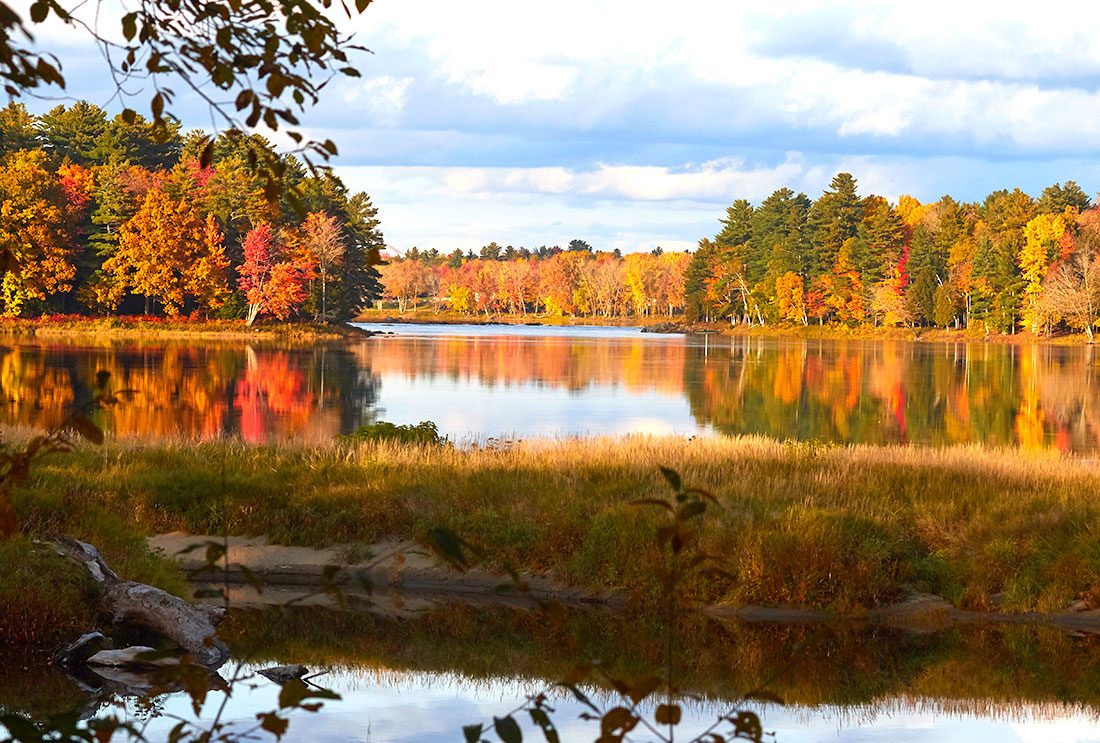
[775,271,807,325]
[896,195,928,228]
[1020,212,1067,333]
[0,150,81,315]
[100,188,230,316]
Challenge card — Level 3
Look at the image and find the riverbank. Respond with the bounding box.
[357,309,1095,345]
[0,316,373,342]
[9,434,1100,653]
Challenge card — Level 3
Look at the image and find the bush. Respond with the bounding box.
[338,420,448,446]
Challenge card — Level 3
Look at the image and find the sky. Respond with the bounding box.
[21,0,1100,254]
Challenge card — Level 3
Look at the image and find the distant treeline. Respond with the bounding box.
[379,241,689,317]
[383,174,1100,337]
[0,101,383,322]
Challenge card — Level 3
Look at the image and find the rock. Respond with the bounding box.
[87,646,179,668]
[1067,599,1090,613]
[257,664,310,684]
[59,632,108,665]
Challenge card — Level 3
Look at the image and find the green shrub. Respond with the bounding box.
[338,420,448,446]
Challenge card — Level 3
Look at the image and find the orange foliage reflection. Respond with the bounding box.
[0,339,376,442]
[3,333,1100,451]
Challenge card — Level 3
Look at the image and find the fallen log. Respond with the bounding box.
[54,538,229,669]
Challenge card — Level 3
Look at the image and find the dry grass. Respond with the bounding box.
[15,434,1100,613]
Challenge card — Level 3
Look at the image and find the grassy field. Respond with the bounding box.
[0,316,369,341]
[10,434,1100,628]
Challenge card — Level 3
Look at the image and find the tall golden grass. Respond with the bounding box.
[15,433,1100,614]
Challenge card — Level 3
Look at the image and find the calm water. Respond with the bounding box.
[3,323,1100,451]
[11,604,1100,742]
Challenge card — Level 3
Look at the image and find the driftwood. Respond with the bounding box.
[55,538,229,669]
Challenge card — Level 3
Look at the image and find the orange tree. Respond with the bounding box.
[98,188,230,315]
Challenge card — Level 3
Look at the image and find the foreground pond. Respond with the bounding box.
[2,324,1100,450]
[8,603,1100,742]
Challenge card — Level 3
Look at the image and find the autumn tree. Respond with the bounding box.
[1020,212,1067,333]
[300,211,345,321]
[237,223,314,323]
[100,188,229,315]
[0,102,36,156]
[1042,249,1100,340]
[379,259,431,313]
[775,271,807,325]
[0,149,83,315]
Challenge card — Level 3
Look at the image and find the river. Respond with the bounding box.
[1,323,1098,451]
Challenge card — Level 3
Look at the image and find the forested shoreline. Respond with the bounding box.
[0,101,384,323]
[378,174,1100,339]
[4,100,1098,340]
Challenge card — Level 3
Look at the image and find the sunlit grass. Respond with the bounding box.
[15,433,1100,615]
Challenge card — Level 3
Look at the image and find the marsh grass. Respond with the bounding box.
[14,433,1100,615]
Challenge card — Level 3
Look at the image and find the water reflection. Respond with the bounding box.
[10,603,1100,743]
[0,339,379,441]
[3,326,1100,451]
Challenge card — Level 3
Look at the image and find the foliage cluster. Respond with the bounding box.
[688,175,1099,335]
[0,102,383,322]
[338,420,448,446]
[380,248,689,318]
[379,176,1100,338]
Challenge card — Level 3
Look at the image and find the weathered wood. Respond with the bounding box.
[55,537,229,669]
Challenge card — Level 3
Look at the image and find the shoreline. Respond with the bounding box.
[154,531,1100,635]
[355,311,1094,345]
[0,317,374,342]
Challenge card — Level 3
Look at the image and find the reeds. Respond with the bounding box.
[16,434,1100,614]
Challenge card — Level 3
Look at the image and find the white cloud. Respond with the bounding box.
[344,75,414,125]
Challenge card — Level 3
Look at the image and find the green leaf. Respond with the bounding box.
[354,0,371,12]
[493,715,522,743]
[256,712,288,739]
[426,527,470,571]
[679,501,706,520]
[238,564,264,594]
[199,139,214,169]
[630,499,674,513]
[70,415,104,445]
[29,2,47,23]
[659,466,681,492]
[655,704,681,725]
[121,12,137,40]
[528,709,559,743]
[462,724,483,743]
[627,675,661,705]
[278,679,339,709]
[558,683,600,713]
